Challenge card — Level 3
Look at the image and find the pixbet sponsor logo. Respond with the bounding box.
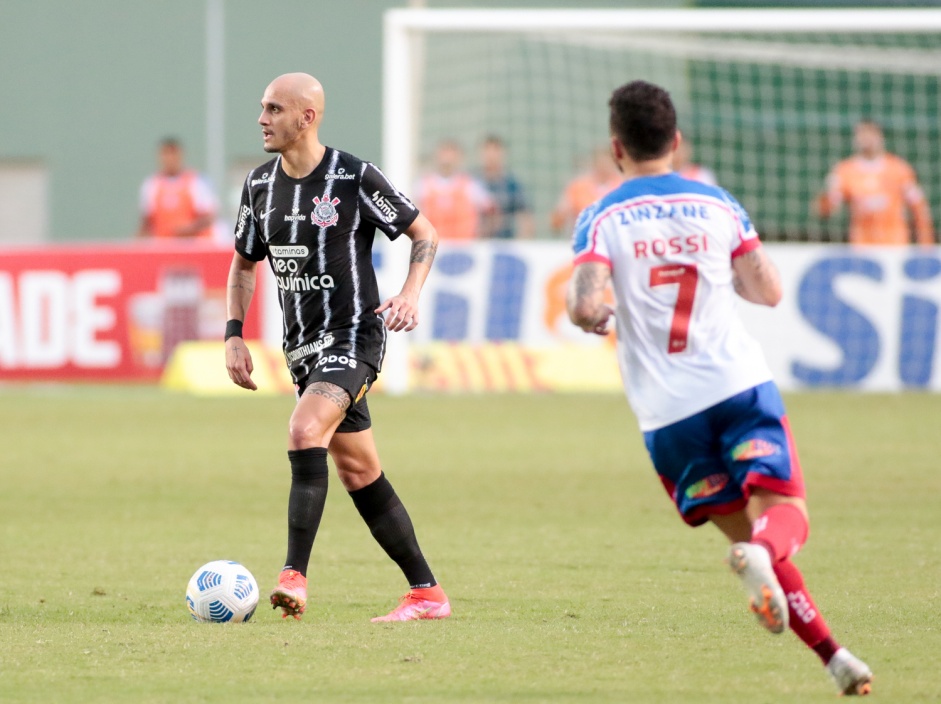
[315,353,358,372]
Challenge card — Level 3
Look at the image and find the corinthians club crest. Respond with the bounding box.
[312,195,340,227]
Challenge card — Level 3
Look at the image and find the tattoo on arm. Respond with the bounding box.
[573,264,609,302]
[410,239,437,266]
[740,249,774,288]
[568,263,611,328]
[229,270,255,295]
[732,248,781,305]
[302,382,351,412]
[741,249,765,271]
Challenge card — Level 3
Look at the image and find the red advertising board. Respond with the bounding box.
[0,242,260,381]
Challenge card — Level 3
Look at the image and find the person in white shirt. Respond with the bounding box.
[566,79,872,697]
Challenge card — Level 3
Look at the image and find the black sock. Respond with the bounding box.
[283,447,329,577]
[349,472,436,589]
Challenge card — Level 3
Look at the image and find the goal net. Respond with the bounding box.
[383,8,941,243]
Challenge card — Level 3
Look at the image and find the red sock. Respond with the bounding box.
[773,559,839,664]
[751,503,808,563]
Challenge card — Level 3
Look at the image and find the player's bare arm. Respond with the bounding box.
[567,262,614,335]
[732,247,782,307]
[376,213,438,333]
[225,252,259,391]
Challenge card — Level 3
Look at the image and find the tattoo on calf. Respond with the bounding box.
[410,240,437,266]
[303,382,351,411]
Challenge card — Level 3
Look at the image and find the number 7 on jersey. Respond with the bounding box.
[649,264,698,354]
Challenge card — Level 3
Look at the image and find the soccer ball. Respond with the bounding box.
[185,560,259,623]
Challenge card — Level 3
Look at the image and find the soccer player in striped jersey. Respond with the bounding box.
[225,72,449,623]
[567,80,872,695]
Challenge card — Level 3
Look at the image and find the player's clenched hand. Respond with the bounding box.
[376,293,419,332]
[225,338,258,390]
[586,304,615,336]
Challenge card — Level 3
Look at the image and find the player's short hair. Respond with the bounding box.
[608,81,677,162]
[159,136,182,150]
[482,134,505,149]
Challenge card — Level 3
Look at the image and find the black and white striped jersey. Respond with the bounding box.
[233,147,419,382]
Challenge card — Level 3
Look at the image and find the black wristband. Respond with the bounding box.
[224,319,244,341]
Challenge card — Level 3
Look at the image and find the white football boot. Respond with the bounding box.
[826,647,873,696]
[728,542,789,634]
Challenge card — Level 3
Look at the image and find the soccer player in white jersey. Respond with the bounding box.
[566,80,872,696]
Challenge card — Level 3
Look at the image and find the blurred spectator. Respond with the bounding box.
[414,139,494,240]
[138,137,217,239]
[816,119,934,245]
[673,138,717,185]
[478,135,534,239]
[551,147,622,235]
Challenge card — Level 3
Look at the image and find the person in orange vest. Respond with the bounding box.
[138,137,217,239]
[414,139,494,241]
[551,146,623,236]
[817,119,934,245]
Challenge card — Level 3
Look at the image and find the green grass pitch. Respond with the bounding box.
[0,388,939,703]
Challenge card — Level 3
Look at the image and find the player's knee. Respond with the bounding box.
[287,415,331,449]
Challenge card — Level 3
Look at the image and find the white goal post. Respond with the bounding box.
[379,7,941,394]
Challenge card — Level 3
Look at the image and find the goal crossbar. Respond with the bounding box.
[383,7,941,191]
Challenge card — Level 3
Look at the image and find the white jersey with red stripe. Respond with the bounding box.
[573,173,772,431]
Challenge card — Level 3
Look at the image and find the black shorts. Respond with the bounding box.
[295,350,377,433]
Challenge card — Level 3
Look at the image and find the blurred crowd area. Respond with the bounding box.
[137,123,936,249]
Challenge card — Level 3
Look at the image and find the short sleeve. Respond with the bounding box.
[469,178,494,210]
[359,163,420,240]
[720,189,761,259]
[572,203,611,267]
[233,178,266,261]
[139,177,155,215]
[190,174,218,215]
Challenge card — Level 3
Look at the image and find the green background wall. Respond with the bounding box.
[0,0,663,242]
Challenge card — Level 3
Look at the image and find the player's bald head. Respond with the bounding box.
[265,73,325,122]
